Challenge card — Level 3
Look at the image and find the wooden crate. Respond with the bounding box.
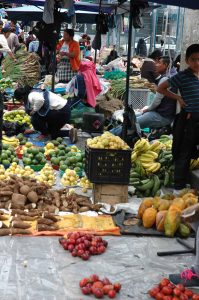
[93,184,128,205]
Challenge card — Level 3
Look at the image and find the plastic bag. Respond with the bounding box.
[70,102,95,124]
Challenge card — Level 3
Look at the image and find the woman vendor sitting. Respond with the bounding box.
[14,86,77,143]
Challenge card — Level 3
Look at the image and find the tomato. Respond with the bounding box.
[192,294,199,300]
[179,294,188,300]
[172,297,180,300]
[148,286,160,298]
[162,286,173,295]
[155,292,164,300]
[163,296,172,300]
[176,284,185,292]
[173,288,181,297]
[184,289,193,297]
[167,283,175,289]
[159,278,170,288]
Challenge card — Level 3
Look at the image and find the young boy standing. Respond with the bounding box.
[158,44,199,191]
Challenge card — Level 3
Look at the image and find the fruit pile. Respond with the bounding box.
[86,132,130,150]
[148,277,199,299]
[5,162,35,178]
[3,110,31,126]
[37,164,56,186]
[138,190,198,237]
[0,144,19,167]
[49,144,85,174]
[22,147,46,166]
[59,232,108,260]
[79,274,121,299]
[79,176,93,193]
[61,169,79,186]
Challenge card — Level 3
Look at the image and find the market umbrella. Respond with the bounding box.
[5,6,99,23]
[122,0,199,141]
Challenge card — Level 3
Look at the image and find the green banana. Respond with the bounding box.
[164,172,170,186]
[130,171,140,179]
[132,181,141,187]
[130,178,141,184]
[152,175,161,196]
[136,178,154,191]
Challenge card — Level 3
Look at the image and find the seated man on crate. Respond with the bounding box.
[110,56,177,137]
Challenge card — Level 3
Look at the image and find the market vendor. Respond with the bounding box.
[56,29,80,83]
[110,56,176,136]
[14,86,77,143]
[0,28,16,62]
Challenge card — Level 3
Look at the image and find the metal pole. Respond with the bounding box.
[122,0,134,141]
[51,47,56,92]
[94,0,102,64]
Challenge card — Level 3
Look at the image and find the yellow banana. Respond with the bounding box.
[131,151,137,162]
[143,162,161,173]
[146,151,158,159]
[149,141,162,151]
[134,138,150,152]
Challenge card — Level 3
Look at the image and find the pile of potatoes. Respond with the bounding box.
[0,175,102,214]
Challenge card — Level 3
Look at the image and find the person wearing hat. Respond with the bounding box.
[56,29,80,83]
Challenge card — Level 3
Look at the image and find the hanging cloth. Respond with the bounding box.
[43,0,55,24]
[92,31,101,50]
[78,61,102,107]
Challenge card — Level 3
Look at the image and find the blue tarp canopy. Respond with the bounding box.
[5,6,99,23]
[3,1,114,13]
[3,0,199,10]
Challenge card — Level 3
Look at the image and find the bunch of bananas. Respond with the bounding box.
[2,136,19,149]
[132,139,161,174]
[130,169,161,198]
[158,135,172,150]
[190,158,199,170]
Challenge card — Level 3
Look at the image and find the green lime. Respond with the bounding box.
[32,159,38,165]
[1,153,8,160]
[39,148,45,153]
[31,148,39,155]
[12,158,19,163]
[51,157,59,165]
[2,159,10,165]
[59,150,65,156]
[56,137,63,143]
[60,164,67,171]
[23,157,31,165]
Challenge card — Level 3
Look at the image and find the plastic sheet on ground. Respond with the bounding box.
[0,235,196,300]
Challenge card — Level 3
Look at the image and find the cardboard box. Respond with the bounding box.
[93,184,128,205]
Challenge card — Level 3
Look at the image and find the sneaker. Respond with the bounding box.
[69,128,78,144]
[169,268,199,288]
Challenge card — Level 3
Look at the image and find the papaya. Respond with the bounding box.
[158,199,170,211]
[156,210,167,232]
[138,198,153,219]
[142,207,157,228]
[172,198,186,211]
[164,206,181,237]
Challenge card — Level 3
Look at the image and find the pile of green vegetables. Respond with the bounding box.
[103,70,126,80]
[3,45,40,87]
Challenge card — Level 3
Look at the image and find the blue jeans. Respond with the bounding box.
[136,111,172,129]
[110,111,172,136]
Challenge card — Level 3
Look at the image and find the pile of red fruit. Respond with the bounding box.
[59,232,108,261]
[79,274,121,299]
[148,278,199,300]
